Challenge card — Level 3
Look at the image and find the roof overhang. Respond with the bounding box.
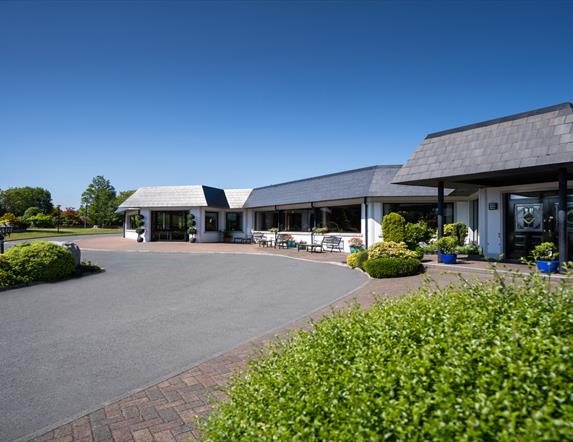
[394,163,573,189]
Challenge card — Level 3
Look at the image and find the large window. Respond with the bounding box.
[127,214,138,230]
[205,211,219,231]
[318,205,361,233]
[150,211,187,241]
[254,204,361,233]
[225,212,243,231]
[383,203,453,228]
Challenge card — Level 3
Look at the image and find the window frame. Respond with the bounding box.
[225,211,243,232]
[204,211,219,232]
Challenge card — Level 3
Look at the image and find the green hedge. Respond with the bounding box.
[363,256,422,278]
[346,250,369,269]
[3,242,76,284]
[381,212,406,243]
[203,273,573,441]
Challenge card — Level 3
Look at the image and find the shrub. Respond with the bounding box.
[22,206,43,219]
[404,220,433,249]
[444,222,468,246]
[4,241,76,282]
[0,257,21,288]
[368,241,418,260]
[436,236,459,254]
[346,250,369,269]
[531,242,558,261]
[363,256,423,278]
[457,243,482,256]
[26,213,55,228]
[0,212,28,230]
[382,212,406,243]
[203,273,573,441]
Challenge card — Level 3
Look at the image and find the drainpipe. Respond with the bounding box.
[437,181,445,263]
[363,197,369,248]
[558,168,568,268]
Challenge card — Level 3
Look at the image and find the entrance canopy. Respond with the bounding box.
[393,102,573,188]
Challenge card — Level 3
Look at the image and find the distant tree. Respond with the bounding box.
[22,206,43,220]
[0,187,53,216]
[61,207,81,226]
[81,176,117,227]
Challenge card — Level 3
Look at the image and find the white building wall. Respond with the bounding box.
[478,188,503,258]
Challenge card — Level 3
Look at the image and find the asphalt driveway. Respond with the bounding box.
[0,250,366,441]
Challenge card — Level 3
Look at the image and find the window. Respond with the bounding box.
[255,211,278,230]
[383,203,453,228]
[225,212,243,231]
[128,214,139,230]
[317,205,361,233]
[205,212,219,231]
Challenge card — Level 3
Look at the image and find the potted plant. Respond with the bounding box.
[134,214,145,243]
[436,236,458,264]
[285,234,296,248]
[187,213,197,243]
[348,237,365,253]
[531,242,559,273]
[313,226,328,235]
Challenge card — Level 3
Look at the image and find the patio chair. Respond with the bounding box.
[250,232,265,245]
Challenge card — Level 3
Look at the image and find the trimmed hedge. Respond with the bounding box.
[368,241,418,260]
[4,241,76,283]
[363,256,423,278]
[346,250,369,269]
[203,273,573,441]
[381,212,406,243]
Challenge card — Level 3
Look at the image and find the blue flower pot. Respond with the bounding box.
[537,260,559,274]
[440,253,457,264]
[350,246,361,253]
[287,241,296,248]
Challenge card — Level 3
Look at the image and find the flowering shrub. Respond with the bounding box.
[348,237,364,248]
[346,250,369,269]
[368,241,418,260]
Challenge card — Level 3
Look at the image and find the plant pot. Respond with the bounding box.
[537,260,559,274]
[349,246,363,253]
[287,241,296,248]
[189,237,196,243]
[137,236,144,243]
[439,252,457,264]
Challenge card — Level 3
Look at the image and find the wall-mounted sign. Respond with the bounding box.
[488,202,498,210]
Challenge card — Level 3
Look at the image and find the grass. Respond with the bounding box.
[6,227,121,241]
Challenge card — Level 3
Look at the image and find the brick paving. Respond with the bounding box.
[27,237,527,442]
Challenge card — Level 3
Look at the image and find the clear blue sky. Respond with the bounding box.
[1,1,572,208]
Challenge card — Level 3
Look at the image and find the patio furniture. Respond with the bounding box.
[275,234,291,249]
[297,242,308,252]
[250,232,265,245]
[306,235,344,253]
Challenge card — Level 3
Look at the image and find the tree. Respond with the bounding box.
[81,176,117,227]
[0,187,53,216]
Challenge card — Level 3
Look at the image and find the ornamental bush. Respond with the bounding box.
[0,257,21,288]
[363,256,423,278]
[368,240,418,260]
[203,273,573,441]
[404,220,433,249]
[26,213,55,228]
[444,222,468,246]
[346,250,369,269]
[381,212,406,243]
[4,241,76,282]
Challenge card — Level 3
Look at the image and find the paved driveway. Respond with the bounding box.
[0,250,366,441]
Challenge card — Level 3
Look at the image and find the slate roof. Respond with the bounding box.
[120,185,248,209]
[393,102,573,187]
[244,165,446,208]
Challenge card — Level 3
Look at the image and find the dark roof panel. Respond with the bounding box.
[244,165,445,208]
[394,102,573,186]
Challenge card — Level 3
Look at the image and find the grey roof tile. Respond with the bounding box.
[393,103,573,186]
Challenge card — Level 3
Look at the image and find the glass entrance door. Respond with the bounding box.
[505,192,573,260]
[151,211,187,241]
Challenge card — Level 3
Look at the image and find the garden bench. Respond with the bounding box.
[275,234,291,249]
[307,235,343,253]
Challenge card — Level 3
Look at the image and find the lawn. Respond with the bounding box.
[6,227,121,241]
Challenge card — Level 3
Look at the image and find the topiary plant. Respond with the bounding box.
[382,212,406,243]
[187,213,197,242]
[363,256,423,278]
[4,241,76,282]
[368,241,418,260]
[134,214,145,242]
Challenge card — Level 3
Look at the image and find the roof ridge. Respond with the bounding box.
[426,102,573,139]
[251,164,403,191]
